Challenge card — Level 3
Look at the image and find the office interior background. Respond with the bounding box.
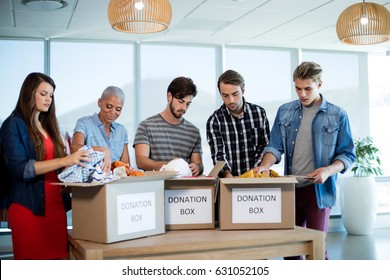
[1,0,390,257]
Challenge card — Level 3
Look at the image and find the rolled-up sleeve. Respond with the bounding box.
[263,109,285,164]
[23,159,37,180]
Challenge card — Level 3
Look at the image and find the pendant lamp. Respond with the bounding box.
[336,1,390,45]
[108,0,172,34]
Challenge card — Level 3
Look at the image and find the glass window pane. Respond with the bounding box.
[368,55,390,177]
[140,44,217,173]
[225,47,293,126]
[50,41,135,163]
[302,51,362,138]
[0,39,44,123]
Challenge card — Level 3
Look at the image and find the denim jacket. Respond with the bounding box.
[0,112,71,215]
[264,95,356,208]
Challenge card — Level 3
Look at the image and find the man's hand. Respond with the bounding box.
[189,163,201,176]
[253,165,269,176]
[306,167,331,184]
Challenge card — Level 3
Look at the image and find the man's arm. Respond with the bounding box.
[253,152,278,175]
[221,170,234,178]
[189,152,203,176]
[134,143,167,171]
[206,115,231,177]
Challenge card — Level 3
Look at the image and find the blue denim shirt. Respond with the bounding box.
[264,95,356,208]
[73,113,128,161]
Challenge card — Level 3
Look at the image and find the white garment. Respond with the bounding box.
[159,158,192,178]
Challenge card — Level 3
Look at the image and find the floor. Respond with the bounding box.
[1,227,390,260]
[327,228,390,260]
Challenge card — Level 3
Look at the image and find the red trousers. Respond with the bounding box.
[286,185,330,260]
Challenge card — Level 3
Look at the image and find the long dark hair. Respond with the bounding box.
[14,72,66,160]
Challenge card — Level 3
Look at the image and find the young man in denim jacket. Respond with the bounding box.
[255,61,356,259]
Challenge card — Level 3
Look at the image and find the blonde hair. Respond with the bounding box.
[293,61,322,84]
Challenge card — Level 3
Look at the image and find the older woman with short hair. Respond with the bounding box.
[71,86,133,173]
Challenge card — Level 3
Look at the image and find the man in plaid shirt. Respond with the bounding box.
[206,70,270,177]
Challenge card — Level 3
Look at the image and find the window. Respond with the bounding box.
[302,50,363,139]
[140,44,217,173]
[0,39,44,231]
[225,47,294,126]
[50,41,136,164]
[368,55,390,214]
[368,55,390,177]
[0,39,44,123]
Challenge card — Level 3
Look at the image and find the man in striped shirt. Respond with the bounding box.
[207,70,270,177]
[133,77,203,176]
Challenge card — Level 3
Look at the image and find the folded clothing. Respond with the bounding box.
[239,169,279,178]
[91,160,114,184]
[111,160,145,176]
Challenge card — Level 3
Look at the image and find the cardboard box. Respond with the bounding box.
[59,171,177,243]
[219,177,297,230]
[164,161,225,230]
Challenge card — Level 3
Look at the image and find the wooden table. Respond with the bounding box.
[68,226,325,260]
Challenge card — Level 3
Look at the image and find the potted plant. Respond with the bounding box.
[351,136,383,177]
[340,136,382,235]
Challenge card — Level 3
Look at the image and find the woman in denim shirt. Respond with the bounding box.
[255,62,356,259]
[71,86,134,173]
[0,73,90,259]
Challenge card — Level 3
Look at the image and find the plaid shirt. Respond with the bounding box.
[206,99,270,176]
[58,145,107,183]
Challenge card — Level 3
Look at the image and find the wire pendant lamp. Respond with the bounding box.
[336,1,390,45]
[108,0,172,34]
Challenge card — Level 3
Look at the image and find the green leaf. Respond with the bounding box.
[352,136,382,177]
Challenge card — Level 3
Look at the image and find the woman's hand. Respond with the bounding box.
[65,149,91,167]
[101,147,112,174]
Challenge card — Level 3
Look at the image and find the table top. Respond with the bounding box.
[68,226,325,260]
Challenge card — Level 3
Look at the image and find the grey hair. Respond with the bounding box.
[100,86,125,104]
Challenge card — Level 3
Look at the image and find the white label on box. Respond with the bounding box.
[117,192,156,235]
[232,188,281,223]
[165,189,212,225]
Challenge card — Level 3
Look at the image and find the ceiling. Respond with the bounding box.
[1,0,390,54]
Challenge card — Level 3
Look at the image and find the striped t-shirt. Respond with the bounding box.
[133,114,202,163]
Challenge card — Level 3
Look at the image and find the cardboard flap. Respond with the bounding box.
[220,177,298,184]
[206,161,225,203]
[208,161,225,177]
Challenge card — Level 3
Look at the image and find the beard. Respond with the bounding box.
[169,101,185,119]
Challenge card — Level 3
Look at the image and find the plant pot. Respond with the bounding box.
[340,176,377,235]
